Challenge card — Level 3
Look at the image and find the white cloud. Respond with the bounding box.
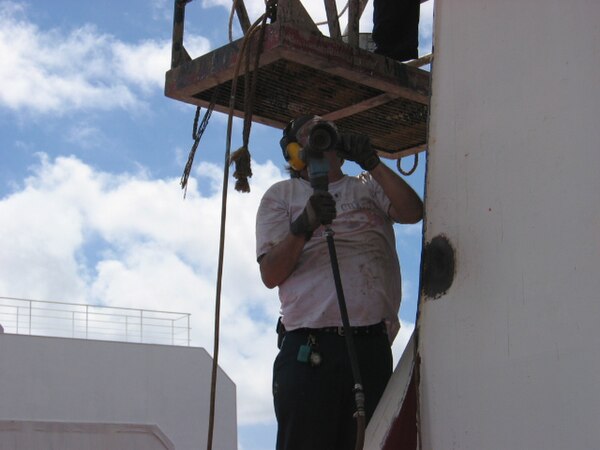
[0,152,417,424]
[112,40,174,93]
[0,0,433,115]
[113,35,210,92]
[419,1,435,54]
[150,0,172,21]
[0,153,284,424]
[0,2,210,114]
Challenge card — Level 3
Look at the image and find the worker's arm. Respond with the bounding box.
[369,162,423,224]
[258,191,337,289]
[337,132,423,224]
[259,233,306,289]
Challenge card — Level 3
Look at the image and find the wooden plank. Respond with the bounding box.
[323,0,342,41]
[322,92,400,121]
[275,0,320,33]
[268,25,430,102]
[347,0,360,47]
[343,0,369,37]
[234,0,251,34]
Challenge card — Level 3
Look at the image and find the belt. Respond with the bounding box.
[288,321,387,337]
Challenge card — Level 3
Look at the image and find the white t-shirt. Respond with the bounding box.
[256,173,402,341]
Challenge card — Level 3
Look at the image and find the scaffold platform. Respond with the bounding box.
[165,2,430,157]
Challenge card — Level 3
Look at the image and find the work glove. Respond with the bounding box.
[337,133,380,171]
[290,191,337,241]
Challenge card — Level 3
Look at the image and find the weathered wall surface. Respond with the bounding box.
[419,0,600,448]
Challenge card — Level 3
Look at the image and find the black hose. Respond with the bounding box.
[325,227,366,450]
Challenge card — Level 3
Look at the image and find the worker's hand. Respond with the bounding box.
[337,133,380,171]
[290,191,337,240]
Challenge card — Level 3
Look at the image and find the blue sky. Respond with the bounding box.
[0,1,432,448]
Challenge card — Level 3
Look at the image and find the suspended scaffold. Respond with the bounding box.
[165,0,431,158]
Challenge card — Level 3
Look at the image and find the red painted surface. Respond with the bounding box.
[382,369,417,450]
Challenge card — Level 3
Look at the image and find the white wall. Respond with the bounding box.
[419,1,600,449]
[0,334,237,450]
[365,333,415,449]
[0,422,174,450]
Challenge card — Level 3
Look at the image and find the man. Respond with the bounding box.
[256,116,423,450]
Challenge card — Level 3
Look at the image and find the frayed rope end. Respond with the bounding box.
[230,146,253,193]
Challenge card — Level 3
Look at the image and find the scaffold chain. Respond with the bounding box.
[180,88,218,197]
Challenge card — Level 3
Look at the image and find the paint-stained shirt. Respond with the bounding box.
[256,173,401,341]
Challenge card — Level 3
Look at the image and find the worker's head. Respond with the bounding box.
[280,115,316,172]
[280,115,339,173]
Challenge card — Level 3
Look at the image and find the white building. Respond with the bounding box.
[0,300,237,450]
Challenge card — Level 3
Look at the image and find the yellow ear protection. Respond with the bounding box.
[280,115,316,171]
[284,141,305,171]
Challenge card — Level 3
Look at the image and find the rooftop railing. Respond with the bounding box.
[0,296,190,346]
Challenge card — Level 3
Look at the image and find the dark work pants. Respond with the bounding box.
[373,0,420,61]
[273,330,393,450]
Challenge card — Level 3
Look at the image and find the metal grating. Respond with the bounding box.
[194,59,385,123]
[166,23,430,156]
[334,97,428,154]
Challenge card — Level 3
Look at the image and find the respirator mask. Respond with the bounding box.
[280,115,339,190]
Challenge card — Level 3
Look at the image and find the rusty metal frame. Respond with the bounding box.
[166,0,431,157]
